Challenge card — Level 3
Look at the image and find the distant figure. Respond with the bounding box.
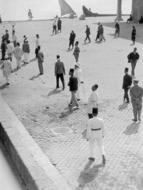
[22,40,30,64]
[130,80,143,122]
[6,40,14,61]
[57,18,62,33]
[1,58,12,85]
[3,30,9,43]
[95,22,101,42]
[36,46,44,75]
[68,68,79,110]
[84,25,91,43]
[86,108,106,166]
[127,14,133,23]
[131,26,136,45]
[68,30,76,50]
[114,22,120,38]
[73,41,80,62]
[74,63,84,101]
[12,26,17,47]
[0,15,2,23]
[1,38,7,60]
[99,24,105,42]
[52,19,57,35]
[35,34,40,58]
[28,9,33,20]
[122,68,132,104]
[55,55,65,90]
[13,42,23,70]
[127,47,140,77]
[87,84,98,119]
[139,16,143,24]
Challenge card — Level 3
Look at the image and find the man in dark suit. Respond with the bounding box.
[127,47,139,77]
[55,55,65,90]
[122,67,132,103]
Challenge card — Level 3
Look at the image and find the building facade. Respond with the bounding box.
[132,0,143,21]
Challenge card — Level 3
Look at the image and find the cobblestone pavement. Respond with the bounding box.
[1,18,143,190]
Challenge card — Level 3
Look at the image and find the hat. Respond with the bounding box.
[134,79,139,83]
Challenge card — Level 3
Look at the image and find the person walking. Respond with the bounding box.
[131,26,136,45]
[74,63,84,101]
[52,19,57,35]
[6,40,14,61]
[127,47,140,77]
[84,25,91,44]
[57,18,62,33]
[130,80,143,122]
[13,42,23,70]
[4,30,9,43]
[122,68,132,103]
[22,40,30,64]
[36,46,44,75]
[12,28,17,47]
[68,68,79,110]
[68,30,76,50]
[95,22,101,42]
[99,24,105,42]
[1,38,7,60]
[87,84,98,119]
[73,41,80,62]
[114,22,120,38]
[86,108,106,165]
[55,55,65,90]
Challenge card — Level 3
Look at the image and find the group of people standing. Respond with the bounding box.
[52,17,62,35]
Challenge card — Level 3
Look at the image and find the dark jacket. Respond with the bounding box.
[22,42,30,53]
[37,51,44,63]
[127,52,139,63]
[122,74,132,89]
[86,27,90,35]
[68,76,78,91]
[55,60,65,75]
[69,32,76,42]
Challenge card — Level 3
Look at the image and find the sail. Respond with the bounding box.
[82,6,98,17]
[58,0,76,16]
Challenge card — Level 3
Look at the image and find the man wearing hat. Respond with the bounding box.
[127,47,140,77]
[86,108,106,165]
[130,80,143,122]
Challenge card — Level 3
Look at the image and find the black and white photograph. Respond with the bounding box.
[1,0,143,190]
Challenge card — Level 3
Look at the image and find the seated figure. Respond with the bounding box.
[127,15,133,23]
[139,16,143,24]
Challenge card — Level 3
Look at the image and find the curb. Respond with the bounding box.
[0,94,72,190]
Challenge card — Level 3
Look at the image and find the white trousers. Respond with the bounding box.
[16,58,21,68]
[23,53,29,63]
[89,130,105,158]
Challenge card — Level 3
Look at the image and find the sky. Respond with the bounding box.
[0,0,132,21]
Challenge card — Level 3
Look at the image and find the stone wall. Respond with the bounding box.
[0,94,72,190]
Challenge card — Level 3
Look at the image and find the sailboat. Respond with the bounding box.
[58,0,77,18]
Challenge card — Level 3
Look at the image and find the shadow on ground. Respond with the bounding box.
[30,74,41,80]
[118,103,128,111]
[77,160,103,189]
[0,83,9,90]
[124,122,140,135]
[48,89,62,97]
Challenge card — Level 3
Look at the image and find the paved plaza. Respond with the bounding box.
[1,17,143,189]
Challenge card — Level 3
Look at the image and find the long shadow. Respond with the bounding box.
[123,122,140,135]
[29,74,40,80]
[48,89,62,97]
[0,83,9,90]
[118,103,128,111]
[77,161,103,189]
[59,107,73,118]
